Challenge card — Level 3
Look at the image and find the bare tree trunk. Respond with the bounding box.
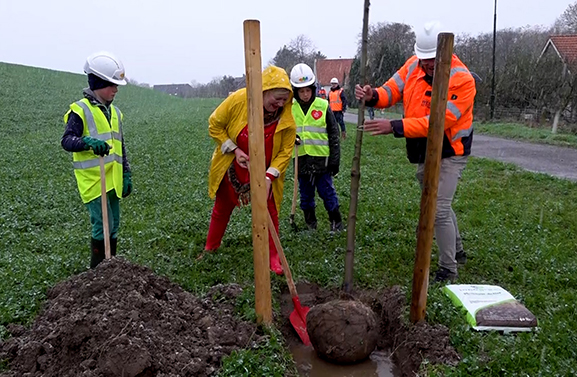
[553,63,568,134]
[344,0,370,294]
[552,110,561,133]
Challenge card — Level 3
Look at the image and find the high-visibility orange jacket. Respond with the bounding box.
[371,54,476,163]
[318,88,327,99]
[329,88,344,112]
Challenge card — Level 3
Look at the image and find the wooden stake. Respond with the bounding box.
[409,33,454,323]
[344,0,370,294]
[243,19,272,324]
[99,156,111,259]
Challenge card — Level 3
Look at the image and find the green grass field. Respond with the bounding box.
[475,122,577,149]
[350,107,577,149]
[1,62,577,376]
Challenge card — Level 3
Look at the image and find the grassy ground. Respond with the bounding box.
[1,62,577,376]
[474,122,577,149]
[350,107,577,148]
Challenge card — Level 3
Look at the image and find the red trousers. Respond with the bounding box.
[205,178,282,274]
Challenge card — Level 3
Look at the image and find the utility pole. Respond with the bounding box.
[490,0,497,120]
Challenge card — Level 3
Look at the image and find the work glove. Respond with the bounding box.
[122,171,133,198]
[328,165,339,177]
[83,136,110,156]
[295,135,302,146]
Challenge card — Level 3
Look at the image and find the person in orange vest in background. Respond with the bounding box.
[328,78,347,140]
[318,86,327,99]
[355,21,476,283]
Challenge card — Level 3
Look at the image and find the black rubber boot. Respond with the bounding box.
[433,267,458,283]
[328,208,344,232]
[110,237,118,257]
[303,208,317,230]
[456,250,467,265]
[90,237,105,269]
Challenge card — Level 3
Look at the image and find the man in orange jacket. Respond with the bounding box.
[355,21,476,283]
[329,78,347,140]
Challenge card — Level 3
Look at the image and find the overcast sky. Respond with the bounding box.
[0,0,570,85]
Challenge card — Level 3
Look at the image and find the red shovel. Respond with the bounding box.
[267,213,311,346]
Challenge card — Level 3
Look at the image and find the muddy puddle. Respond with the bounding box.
[278,283,460,377]
[290,345,398,377]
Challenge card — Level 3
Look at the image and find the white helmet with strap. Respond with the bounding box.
[414,21,443,59]
[330,77,339,84]
[84,51,127,85]
[290,63,316,88]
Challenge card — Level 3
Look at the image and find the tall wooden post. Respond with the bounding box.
[409,33,454,323]
[490,0,497,120]
[99,157,111,259]
[243,19,272,324]
[344,0,370,294]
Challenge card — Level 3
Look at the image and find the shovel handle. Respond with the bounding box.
[290,145,299,220]
[99,157,112,259]
[267,213,298,299]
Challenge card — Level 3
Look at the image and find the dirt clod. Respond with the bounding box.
[307,299,378,364]
[0,258,258,377]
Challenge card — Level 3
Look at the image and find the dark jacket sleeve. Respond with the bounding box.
[122,139,131,173]
[326,107,340,170]
[62,110,131,174]
[61,112,88,152]
[340,90,347,112]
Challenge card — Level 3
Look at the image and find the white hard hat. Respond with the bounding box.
[84,51,127,85]
[290,63,316,88]
[414,21,443,60]
[330,77,339,84]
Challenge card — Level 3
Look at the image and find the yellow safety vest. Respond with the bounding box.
[64,98,123,203]
[292,97,329,157]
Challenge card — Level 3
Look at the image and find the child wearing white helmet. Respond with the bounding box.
[290,63,343,231]
[61,51,132,269]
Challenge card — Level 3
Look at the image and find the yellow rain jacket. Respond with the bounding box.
[208,66,296,212]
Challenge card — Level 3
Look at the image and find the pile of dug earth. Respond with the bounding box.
[0,259,258,377]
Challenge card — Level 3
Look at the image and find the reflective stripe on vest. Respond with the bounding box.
[381,59,419,107]
[329,89,343,111]
[292,98,330,157]
[68,98,124,203]
[452,125,473,141]
[73,153,123,169]
[76,100,123,141]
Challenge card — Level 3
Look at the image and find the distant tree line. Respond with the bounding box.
[345,2,577,130]
[183,2,577,130]
[183,35,324,99]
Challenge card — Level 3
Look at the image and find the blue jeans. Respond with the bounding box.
[299,173,339,212]
[334,111,346,132]
[368,107,375,120]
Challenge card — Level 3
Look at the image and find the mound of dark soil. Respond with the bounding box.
[279,284,460,377]
[0,258,257,377]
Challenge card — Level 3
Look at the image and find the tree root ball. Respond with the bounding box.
[306,299,379,364]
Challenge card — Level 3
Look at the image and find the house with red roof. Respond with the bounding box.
[314,58,354,95]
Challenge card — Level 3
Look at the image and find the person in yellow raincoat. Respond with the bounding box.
[205,66,297,275]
